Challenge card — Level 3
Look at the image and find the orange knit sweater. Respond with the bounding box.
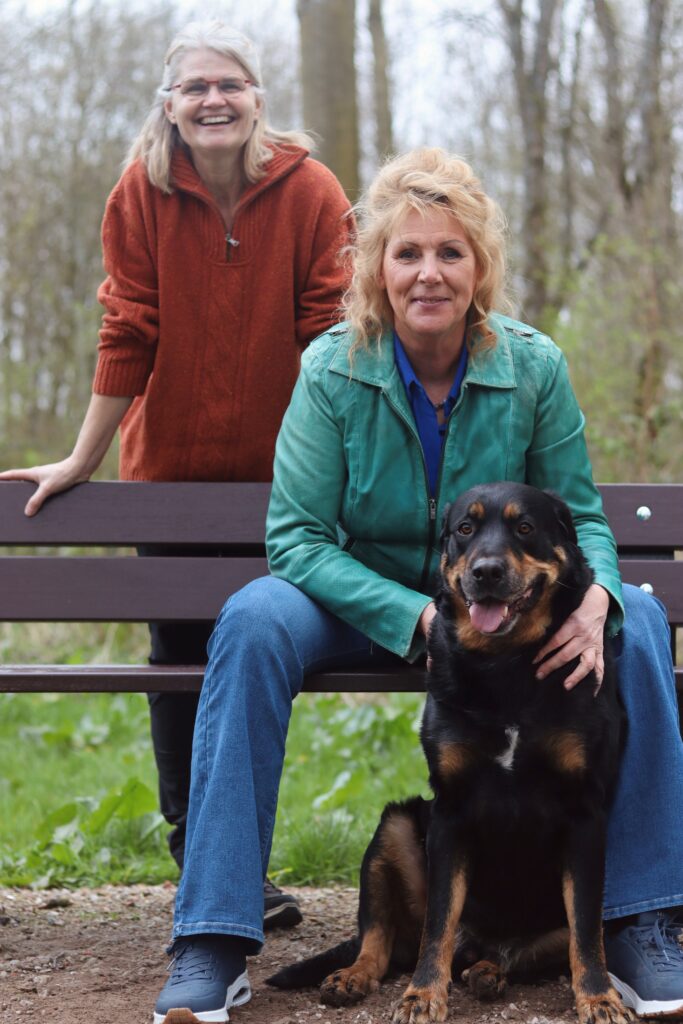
[94,145,352,482]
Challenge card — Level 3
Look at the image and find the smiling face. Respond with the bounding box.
[164,48,261,162]
[379,206,479,351]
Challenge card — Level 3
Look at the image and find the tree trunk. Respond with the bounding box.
[297,0,360,197]
[497,0,562,327]
[368,0,393,159]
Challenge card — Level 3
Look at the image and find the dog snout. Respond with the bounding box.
[470,557,506,586]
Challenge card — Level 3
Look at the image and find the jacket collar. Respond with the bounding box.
[328,314,517,394]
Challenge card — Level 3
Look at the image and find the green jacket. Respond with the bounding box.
[266,314,623,661]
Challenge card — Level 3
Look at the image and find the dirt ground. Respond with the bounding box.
[0,883,579,1024]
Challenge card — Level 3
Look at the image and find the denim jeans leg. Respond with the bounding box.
[603,583,683,918]
[172,576,377,948]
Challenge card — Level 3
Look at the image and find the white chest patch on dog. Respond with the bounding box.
[496,726,520,771]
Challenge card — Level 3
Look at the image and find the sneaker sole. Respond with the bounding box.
[609,972,683,1017]
[264,902,303,930]
[153,970,251,1024]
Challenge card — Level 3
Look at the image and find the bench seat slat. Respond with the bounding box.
[0,664,680,694]
[0,664,427,693]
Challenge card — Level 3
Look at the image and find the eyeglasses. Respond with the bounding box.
[170,76,254,99]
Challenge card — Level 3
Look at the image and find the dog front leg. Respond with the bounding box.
[393,812,466,1024]
[562,814,633,1024]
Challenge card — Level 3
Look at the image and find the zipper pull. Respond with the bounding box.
[225,232,240,260]
[429,498,437,521]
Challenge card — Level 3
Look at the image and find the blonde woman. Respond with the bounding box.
[153,149,683,1023]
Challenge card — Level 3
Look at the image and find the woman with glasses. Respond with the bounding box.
[0,20,352,923]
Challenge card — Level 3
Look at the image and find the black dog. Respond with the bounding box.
[268,482,630,1024]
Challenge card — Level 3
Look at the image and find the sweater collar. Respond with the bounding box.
[169,142,308,208]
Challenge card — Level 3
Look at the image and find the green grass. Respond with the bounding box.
[0,622,429,888]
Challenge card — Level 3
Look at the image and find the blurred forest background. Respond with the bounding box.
[1,0,682,481]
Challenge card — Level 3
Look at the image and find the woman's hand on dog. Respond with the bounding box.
[533,584,610,691]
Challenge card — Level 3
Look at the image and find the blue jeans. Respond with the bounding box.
[172,579,683,946]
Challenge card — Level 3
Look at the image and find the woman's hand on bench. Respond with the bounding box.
[0,394,133,516]
[0,457,92,516]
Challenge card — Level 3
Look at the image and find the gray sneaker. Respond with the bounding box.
[605,910,683,1016]
[153,935,251,1023]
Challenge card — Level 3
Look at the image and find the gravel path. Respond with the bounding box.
[0,884,577,1023]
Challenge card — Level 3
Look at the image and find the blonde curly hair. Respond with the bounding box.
[126,20,314,193]
[343,148,511,352]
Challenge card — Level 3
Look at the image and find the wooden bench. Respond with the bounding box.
[0,481,681,694]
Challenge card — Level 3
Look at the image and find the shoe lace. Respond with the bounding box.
[636,914,683,972]
[167,941,216,984]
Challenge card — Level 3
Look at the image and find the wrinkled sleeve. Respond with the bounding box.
[294,169,354,348]
[266,349,431,659]
[526,347,624,635]
[93,173,159,396]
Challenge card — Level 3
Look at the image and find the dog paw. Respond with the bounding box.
[391,984,449,1023]
[320,966,379,1006]
[461,959,507,1002]
[575,989,635,1024]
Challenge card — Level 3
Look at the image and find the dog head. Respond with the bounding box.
[438,482,588,651]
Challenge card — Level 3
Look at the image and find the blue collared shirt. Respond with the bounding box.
[393,332,468,496]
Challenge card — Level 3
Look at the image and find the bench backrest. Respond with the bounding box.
[0,481,681,688]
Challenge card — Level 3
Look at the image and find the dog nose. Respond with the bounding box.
[471,557,506,584]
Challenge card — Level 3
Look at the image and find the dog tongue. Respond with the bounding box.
[469,601,507,633]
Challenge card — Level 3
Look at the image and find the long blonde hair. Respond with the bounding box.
[126,20,314,193]
[344,148,511,352]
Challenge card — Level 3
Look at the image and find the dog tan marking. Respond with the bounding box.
[506,553,562,646]
[321,924,390,1006]
[468,501,485,519]
[442,555,467,589]
[322,812,427,1007]
[391,984,449,1023]
[394,870,466,1024]
[503,502,521,520]
[443,560,503,653]
[512,600,553,646]
[508,551,562,590]
[545,732,587,774]
[462,959,508,1001]
[574,989,633,1024]
[554,545,567,563]
[563,876,631,1024]
[441,563,501,652]
[437,741,474,779]
[503,926,569,971]
[379,813,428,919]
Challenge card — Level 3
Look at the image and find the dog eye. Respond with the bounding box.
[457,522,473,535]
[517,521,534,535]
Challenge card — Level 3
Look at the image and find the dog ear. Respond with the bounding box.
[439,503,452,550]
[545,490,578,544]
